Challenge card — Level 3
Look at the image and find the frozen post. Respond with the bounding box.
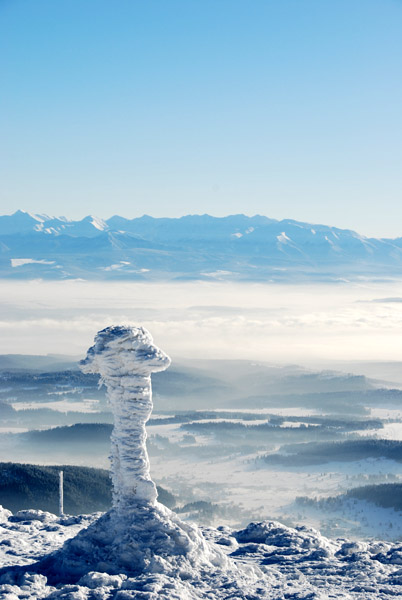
[59,470,64,517]
[80,326,171,513]
[41,326,228,583]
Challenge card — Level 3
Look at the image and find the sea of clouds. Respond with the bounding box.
[1,280,402,365]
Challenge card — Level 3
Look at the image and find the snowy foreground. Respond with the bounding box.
[1,504,402,599]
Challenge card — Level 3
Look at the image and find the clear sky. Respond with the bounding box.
[1,0,401,237]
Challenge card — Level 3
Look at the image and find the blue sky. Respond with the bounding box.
[1,0,401,236]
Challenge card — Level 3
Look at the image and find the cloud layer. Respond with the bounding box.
[1,280,402,364]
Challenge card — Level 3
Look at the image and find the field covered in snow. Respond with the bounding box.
[2,504,402,599]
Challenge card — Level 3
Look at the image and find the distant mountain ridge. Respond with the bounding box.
[1,210,402,281]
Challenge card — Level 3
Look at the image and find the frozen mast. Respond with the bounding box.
[80,326,171,511]
[28,325,235,583]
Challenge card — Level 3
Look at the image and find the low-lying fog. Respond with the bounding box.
[1,280,402,541]
[1,279,402,367]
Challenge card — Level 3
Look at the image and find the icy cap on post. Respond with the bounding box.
[80,325,171,378]
[80,326,171,509]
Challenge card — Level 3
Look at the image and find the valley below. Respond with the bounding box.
[2,353,402,542]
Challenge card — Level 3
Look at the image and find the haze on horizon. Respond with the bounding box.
[1,0,402,237]
[2,279,402,370]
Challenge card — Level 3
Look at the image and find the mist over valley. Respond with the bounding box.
[2,353,402,543]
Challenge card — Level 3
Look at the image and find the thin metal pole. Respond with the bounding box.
[59,470,64,516]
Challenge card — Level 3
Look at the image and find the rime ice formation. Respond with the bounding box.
[8,326,248,586]
[80,326,171,510]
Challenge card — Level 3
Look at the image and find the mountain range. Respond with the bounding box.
[1,210,402,281]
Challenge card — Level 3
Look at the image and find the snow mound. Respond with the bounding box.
[11,510,55,523]
[38,502,234,584]
[0,506,12,523]
[234,520,335,555]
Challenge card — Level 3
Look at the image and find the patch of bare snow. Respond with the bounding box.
[276,232,291,244]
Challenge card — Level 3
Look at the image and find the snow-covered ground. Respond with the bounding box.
[359,422,402,441]
[216,407,320,416]
[149,442,402,529]
[2,505,402,599]
[12,399,101,413]
[294,496,402,541]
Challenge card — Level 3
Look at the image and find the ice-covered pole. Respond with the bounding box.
[80,326,171,513]
[59,470,64,517]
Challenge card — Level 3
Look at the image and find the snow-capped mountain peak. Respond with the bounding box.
[82,215,109,231]
[1,211,402,281]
